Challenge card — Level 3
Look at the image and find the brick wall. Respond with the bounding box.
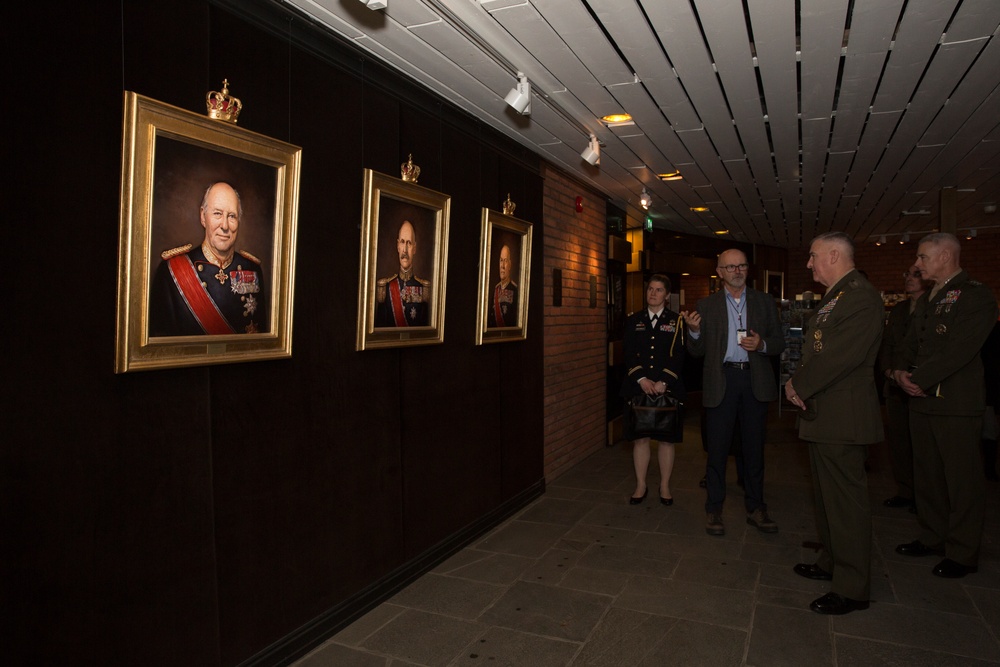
[787,235,1000,304]
[542,164,608,482]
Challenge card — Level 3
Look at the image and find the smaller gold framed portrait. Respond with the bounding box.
[356,167,451,350]
[475,206,532,344]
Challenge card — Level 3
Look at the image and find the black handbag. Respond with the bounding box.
[626,392,684,441]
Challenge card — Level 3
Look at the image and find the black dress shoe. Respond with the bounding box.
[660,496,673,506]
[933,558,978,578]
[809,592,869,615]
[629,489,648,505]
[895,540,943,557]
[794,563,833,581]
[883,495,914,508]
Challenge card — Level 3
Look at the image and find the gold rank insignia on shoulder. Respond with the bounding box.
[936,324,947,334]
[814,330,822,340]
[161,244,193,260]
[238,249,262,264]
[814,340,823,352]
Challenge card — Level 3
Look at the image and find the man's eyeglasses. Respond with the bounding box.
[720,263,749,273]
[903,270,922,278]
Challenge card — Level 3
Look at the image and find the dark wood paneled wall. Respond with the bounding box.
[5,1,544,664]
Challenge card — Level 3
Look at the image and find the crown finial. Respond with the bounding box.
[400,154,421,183]
[502,194,516,215]
[206,79,242,123]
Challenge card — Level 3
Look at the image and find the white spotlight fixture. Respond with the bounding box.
[504,72,531,115]
[967,229,977,239]
[581,134,600,166]
[639,188,652,210]
[877,235,886,246]
[900,232,909,244]
[362,0,387,9]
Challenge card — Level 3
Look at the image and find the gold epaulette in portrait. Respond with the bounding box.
[376,274,396,304]
[161,244,193,260]
[238,249,262,264]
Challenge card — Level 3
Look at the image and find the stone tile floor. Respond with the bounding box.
[295,405,1000,666]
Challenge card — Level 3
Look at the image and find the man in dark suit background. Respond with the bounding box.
[684,248,785,536]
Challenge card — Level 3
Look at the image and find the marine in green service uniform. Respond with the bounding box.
[785,232,884,616]
[891,233,999,579]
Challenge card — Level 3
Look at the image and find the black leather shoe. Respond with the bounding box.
[809,592,869,615]
[895,540,943,557]
[629,489,648,505]
[883,495,914,508]
[794,563,833,581]
[933,558,978,578]
[660,496,673,506]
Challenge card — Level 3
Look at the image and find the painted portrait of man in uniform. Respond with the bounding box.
[147,136,277,337]
[486,230,521,329]
[115,91,300,372]
[373,197,437,329]
[474,207,532,345]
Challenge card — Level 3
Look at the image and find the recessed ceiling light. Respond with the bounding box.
[601,113,633,125]
[714,229,729,235]
[658,171,683,181]
[690,206,709,213]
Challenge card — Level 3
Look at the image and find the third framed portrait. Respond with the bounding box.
[475,206,532,344]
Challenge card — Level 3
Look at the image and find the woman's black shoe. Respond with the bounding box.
[629,489,648,505]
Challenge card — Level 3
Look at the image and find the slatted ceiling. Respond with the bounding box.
[747,0,799,185]
[840,111,899,197]
[489,4,612,116]
[761,201,783,243]
[696,1,776,202]
[847,0,903,54]
[617,134,672,175]
[923,52,1000,146]
[287,0,1000,246]
[725,159,765,215]
[799,0,849,122]
[902,40,986,139]
[679,131,748,213]
[831,54,887,153]
[801,117,832,206]
[643,3,746,161]
[530,0,632,87]
[943,0,1000,42]
[943,140,1000,189]
[872,0,957,115]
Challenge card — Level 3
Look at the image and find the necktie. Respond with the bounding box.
[650,314,658,328]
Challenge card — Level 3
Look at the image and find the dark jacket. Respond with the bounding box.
[621,308,686,399]
[686,287,784,407]
[792,269,884,444]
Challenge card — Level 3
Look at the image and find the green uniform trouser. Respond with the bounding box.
[909,411,985,566]
[809,442,872,600]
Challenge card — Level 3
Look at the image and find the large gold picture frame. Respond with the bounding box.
[115,91,301,373]
[475,207,532,344]
[356,168,451,350]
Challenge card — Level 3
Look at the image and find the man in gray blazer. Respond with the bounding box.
[685,249,785,536]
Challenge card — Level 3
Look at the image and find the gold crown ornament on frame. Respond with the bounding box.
[502,194,516,215]
[400,154,421,183]
[206,79,242,123]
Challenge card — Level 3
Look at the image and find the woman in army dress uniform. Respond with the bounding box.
[621,274,686,506]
